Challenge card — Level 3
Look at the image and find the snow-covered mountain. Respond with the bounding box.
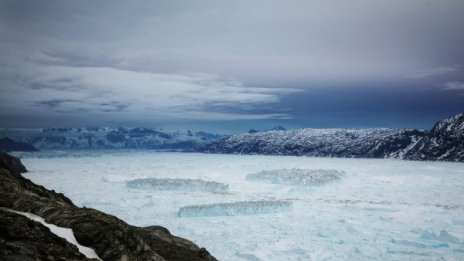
[403,113,464,161]
[197,113,464,162]
[196,128,425,158]
[0,127,224,150]
[2,114,462,161]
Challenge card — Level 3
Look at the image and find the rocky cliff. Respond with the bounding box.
[403,113,464,161]
[0,152,217,261]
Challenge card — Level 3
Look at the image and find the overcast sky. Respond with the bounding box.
[1,0,463,132]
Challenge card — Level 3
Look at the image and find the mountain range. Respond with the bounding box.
[0,127,224,150]
[1,113,463,162]
[197,113,464,162]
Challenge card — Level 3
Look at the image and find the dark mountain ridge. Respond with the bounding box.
[0,137,38,152]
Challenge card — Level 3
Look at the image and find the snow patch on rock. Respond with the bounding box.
[0,207,101,260]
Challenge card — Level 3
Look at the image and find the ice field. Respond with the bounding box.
[18,151,464,260]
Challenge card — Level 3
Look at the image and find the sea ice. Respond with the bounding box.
[178,200,292,217]
[20,151,464,261]
[127,178,229,192]
[421,230,460,243]
[246,168,343,186]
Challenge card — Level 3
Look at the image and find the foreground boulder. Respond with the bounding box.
[0,153,217,261]
[0,152,28,174]
[0,209,92,261]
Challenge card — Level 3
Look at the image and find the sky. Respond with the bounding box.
[1,0,463,133]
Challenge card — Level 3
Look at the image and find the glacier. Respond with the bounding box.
[178,200,292,217]
[127,178,229,193]
[246,168,343,186]
[18,151,464,261]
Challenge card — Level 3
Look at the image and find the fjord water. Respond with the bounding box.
[19,151,464,260]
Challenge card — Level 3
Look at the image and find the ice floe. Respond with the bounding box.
[127,178,229,192]
[246,168,343,186]
[178,200,292,217]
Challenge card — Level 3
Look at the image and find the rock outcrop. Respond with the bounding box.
[0,208,92,261]
[0,152,28,174]
[0,153,217,261]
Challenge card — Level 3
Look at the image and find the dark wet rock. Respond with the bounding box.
[0,153,217,261]
[0,209,92,261]
[0,137,38,153]
[136,226,216,261]
[0,151,28,174]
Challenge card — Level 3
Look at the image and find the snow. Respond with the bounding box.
[19,151,464,261]
[394,135,422,158]
[0,207,101,260]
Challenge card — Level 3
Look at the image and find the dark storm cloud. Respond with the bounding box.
[0,0,463,130]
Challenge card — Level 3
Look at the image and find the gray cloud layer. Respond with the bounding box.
[1,0,464,130]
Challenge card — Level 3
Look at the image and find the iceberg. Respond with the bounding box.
[246,168,342,186]
[178,200,292,217]
[127,178,229,192]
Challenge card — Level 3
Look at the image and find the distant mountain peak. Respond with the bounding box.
[270,125,286,131]
[431,113,464,134]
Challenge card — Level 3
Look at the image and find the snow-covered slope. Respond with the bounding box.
[0,127,224,150]
[404,113,464,162]
[197,128,425,159]
[197,113,464,162]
